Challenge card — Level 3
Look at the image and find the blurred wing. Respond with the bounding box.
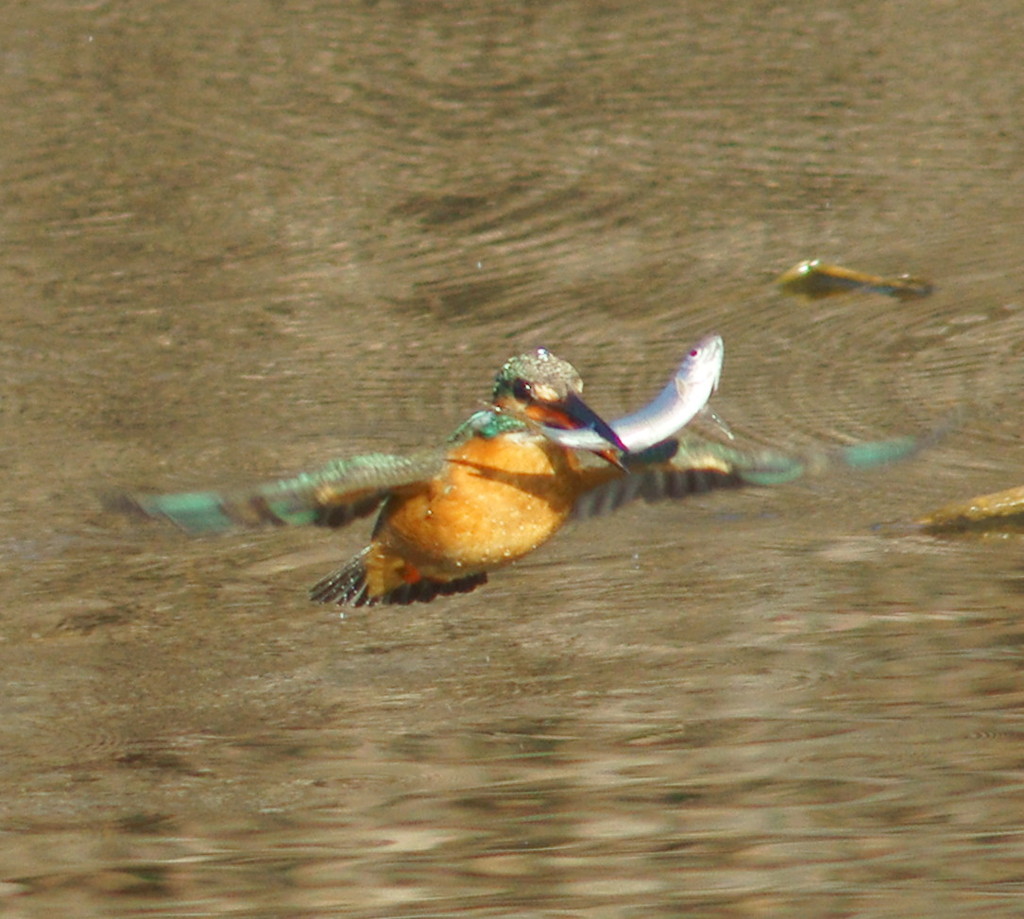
[106,450,445,533]
[572,431,925,521]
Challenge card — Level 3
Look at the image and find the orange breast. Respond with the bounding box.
[377,433,582,579]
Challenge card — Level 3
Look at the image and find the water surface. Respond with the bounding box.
[2,1,1023,916]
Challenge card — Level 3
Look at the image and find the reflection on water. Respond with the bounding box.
[3,0,1024,915]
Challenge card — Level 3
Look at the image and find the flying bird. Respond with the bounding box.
[109,336,922,606]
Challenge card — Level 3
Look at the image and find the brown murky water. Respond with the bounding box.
[2,1,1024,916]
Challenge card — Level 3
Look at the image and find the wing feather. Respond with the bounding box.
[106,449,445,533]
[572,431,927,521]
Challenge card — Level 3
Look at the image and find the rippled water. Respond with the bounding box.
[2,1,1023,916]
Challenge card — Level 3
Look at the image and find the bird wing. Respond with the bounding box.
[106,449,446,533]
[571,431,925,520]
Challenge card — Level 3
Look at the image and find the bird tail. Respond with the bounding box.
[309,547,487,607]
[309,547,376,606]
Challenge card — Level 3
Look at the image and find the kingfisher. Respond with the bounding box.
[108,336,924,606]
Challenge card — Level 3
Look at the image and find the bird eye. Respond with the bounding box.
[512,379,533,402]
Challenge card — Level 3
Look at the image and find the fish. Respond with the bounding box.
[541,334,724,453]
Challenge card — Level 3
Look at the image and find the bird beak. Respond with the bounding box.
[526,392,628,455]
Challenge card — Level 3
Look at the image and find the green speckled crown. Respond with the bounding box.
[492,348,583,402]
